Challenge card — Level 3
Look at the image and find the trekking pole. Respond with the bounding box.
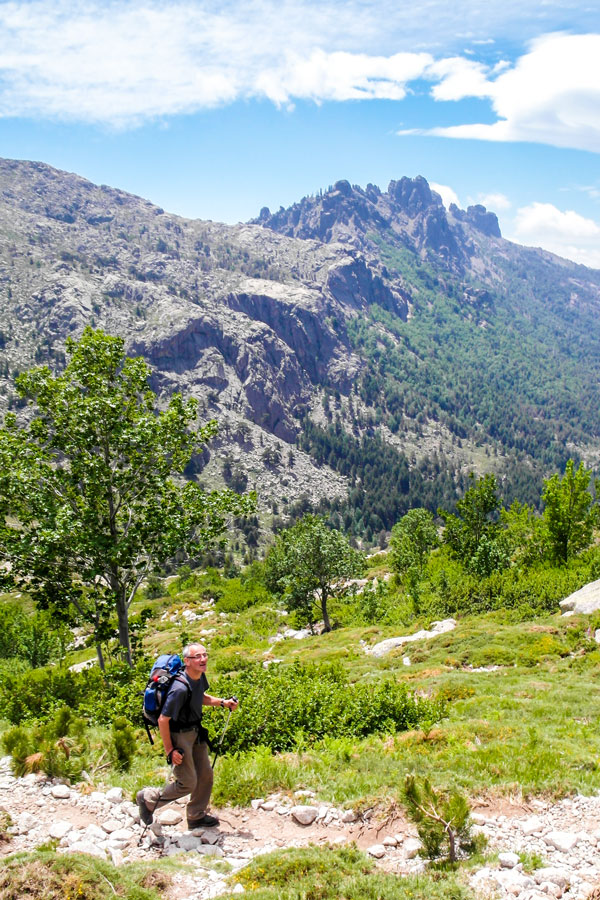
[212,696,238,769]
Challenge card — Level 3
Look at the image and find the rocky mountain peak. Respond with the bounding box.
[250,175,493,271]
[387,175,442,218]
[450,203,501,238]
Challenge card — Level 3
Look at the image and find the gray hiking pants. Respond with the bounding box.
[142,730,213,824]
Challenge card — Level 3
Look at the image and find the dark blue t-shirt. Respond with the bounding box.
[162,672,208,732]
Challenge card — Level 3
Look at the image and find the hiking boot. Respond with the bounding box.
[188,813,219,828]
[136,790,154,826]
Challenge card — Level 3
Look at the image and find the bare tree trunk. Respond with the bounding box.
[116,595,133,667]
[95,642,105,672]
[320,588,332,632]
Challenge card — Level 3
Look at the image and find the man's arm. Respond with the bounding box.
[158,714,184,766]
[203,694,238,711]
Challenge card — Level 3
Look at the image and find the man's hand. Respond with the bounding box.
[167,747,184,766]
[223,697,238,711]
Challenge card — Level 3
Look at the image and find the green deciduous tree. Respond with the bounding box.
[0,327,254,667]
[263,514,364,631]
[390,508,439,579]
[439,473,507,576]
[541,459,598,564]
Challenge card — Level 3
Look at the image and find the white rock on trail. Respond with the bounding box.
[156,808,183,825]
[51,784,71,799]
[290,805,318,826]
[498,851,520,868]
[105,787,124,803]
[49,821,73,839]
[403,838,422,859]
[64,840,106,859]
[367,843,386,858]
[545,831,579,853]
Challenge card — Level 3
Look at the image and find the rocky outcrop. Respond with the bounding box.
[560,579,600,616]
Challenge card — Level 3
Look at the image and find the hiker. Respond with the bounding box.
[137,643,238,830]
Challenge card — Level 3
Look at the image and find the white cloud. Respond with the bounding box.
[428,32,600,153]
[507,201,600,268]
[430,182,459,209]
[0,2,437,124]
[0,1,597,151]
[474,192,511,211]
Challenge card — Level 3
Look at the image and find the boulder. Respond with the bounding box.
[367,843,386,858]
[291,805,318,825]
[105,787,124,804]
[560,579,600,615]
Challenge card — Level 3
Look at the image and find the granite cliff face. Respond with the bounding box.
[2,158,600,543]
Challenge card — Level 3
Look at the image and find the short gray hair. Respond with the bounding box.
[183,643,206,658]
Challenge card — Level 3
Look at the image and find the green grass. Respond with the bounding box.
[0,849,173,900]
[223,845,474,900]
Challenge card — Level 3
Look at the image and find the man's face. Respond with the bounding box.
[184,645,208,677]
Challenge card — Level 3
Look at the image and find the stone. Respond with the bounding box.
[291,805,318,825]
[521,816,543,835]
[177,834,204,851]
[84,824,107,841]
[101,818,122,833]
[499,851,520,868]
[539,882,563,899]
[232,885,245,895]
[108,847,124,867]
[261,800,277,811]
[201,831,220,845]
[341,809,358,823]
[105,787,124,803]
[17,812,37,831]
[197,844,224,857]
[251,799,263,810]
[545,831,579,853]
[156,808,183,825]
[65,840,106,859]
[403,838,422,859]
[367,843,386,858]
[51,784,71,799]
[382,835,397,847]
[533,868,570,888]
[49,820,73,839]
[110,828,134,843]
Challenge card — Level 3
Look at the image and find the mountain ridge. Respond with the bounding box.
[1,157,600,547]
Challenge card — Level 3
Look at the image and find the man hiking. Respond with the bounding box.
[137,643,238,830]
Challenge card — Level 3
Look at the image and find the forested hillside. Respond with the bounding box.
[1,160,600,548]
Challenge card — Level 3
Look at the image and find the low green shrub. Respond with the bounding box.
[212,660,445,753]
[0,666,82,724]
[2,706,89,779]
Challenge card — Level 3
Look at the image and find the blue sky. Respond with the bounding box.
[1,1,599,266]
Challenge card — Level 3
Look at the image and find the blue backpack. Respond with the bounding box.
[142,653,190,744]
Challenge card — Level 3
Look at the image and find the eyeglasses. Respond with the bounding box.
[186,653,208,660]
